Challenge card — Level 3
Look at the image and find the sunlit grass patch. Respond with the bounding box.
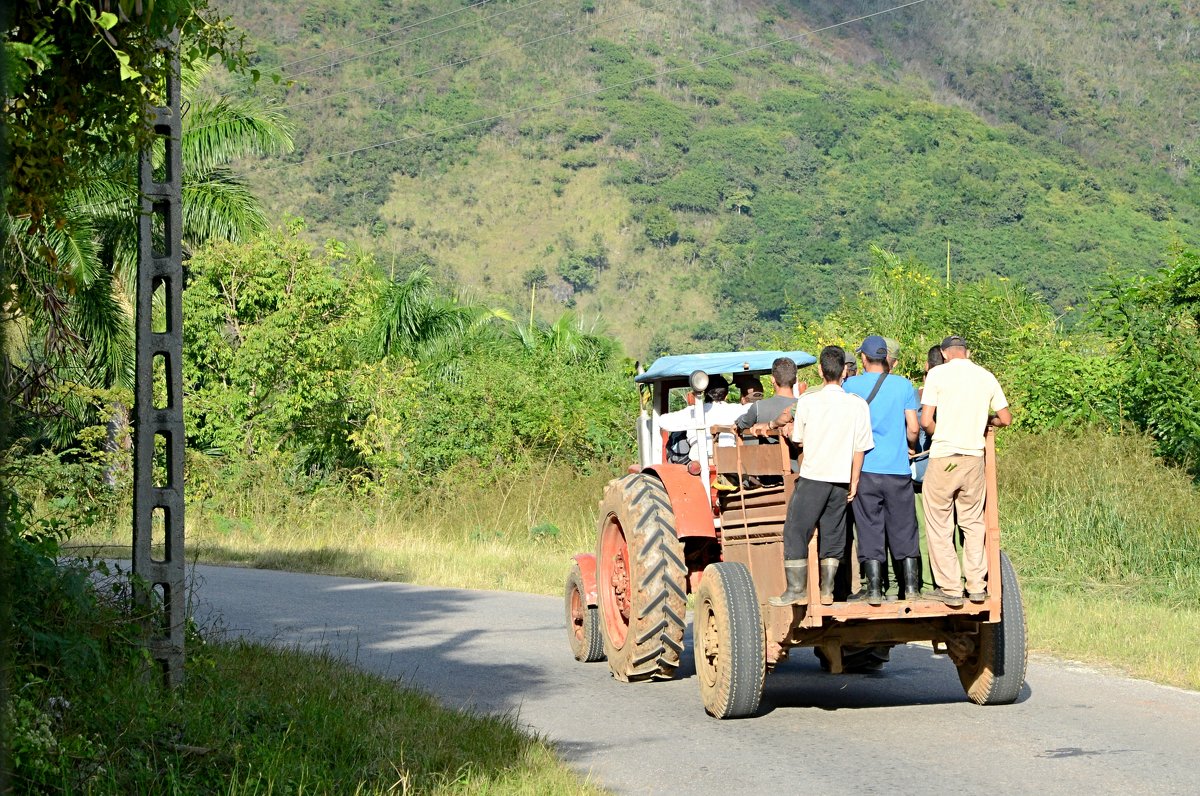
[77,460,614,596]
[1025,589,1200,691]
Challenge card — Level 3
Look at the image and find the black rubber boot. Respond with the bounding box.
[900,557,922,601]
[862,559,884,606]
[818,558,840,606]
[769,559,809,606]
[846,569,868,602]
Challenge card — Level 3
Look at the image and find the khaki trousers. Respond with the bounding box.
[922,454,987,594]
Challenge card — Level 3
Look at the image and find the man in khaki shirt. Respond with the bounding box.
[770,346,874,607]
[920,336,1012,605]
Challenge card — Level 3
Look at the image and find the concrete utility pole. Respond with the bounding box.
[133,33,185,687]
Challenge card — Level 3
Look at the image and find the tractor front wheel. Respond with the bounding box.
[595,474,688,681]
[565,562,604,663]
[957,551,1028,705]
[694,561,765,719]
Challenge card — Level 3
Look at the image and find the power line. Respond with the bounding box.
[280,0,494,71]
[287,0,555,80]
[239,0,681,120]
[262,0,934,173]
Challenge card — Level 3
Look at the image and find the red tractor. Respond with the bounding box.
[564,350,1027,718]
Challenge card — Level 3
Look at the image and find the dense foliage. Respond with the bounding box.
[182,225,636,490]
[793,242,1200,476]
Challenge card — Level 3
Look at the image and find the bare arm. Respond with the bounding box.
[905,408,919,449]
[920,404,936,436]
[848,450,865,502]
[990,407,1013,428]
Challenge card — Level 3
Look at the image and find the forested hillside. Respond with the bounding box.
[208,0,1200,355]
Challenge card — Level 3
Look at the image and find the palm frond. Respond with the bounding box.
[71,266,135,389]
[183,170,270,243]
[183,97,295,173]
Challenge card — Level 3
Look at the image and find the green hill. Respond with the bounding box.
[209,0,1200,356]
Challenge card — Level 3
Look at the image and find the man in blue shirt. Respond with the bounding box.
[843,335,921,605]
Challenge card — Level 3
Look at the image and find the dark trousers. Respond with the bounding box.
[851,472,920,563]
[782,476,849,560]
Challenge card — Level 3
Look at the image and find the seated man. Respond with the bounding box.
[736,357,802,464]
[734,373,764,404]
[735,357,800,435]
[658,375,745,461]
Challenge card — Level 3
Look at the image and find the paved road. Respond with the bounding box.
[190,564,1200,795]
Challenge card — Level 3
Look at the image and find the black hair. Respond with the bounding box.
[771,357,797,388]
[819,346,845,382]
[862,353,889,374]
[705,374,729,401]
[927,345,945,368]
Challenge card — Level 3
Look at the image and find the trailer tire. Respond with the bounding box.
[596,474,688,681]
[694,562,766,719]
[565,563,604,663]
[958,551,1027,705]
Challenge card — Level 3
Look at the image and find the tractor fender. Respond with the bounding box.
[640,464,717,540]
[572,553,598,605]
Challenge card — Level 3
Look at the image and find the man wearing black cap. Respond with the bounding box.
[843,335,921,604]
[658,374,746,460]
[920,336,1012,605]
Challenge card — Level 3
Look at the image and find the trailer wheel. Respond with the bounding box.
[565,563,604,663]
[694,562,766,719]
[957,551,1027,705]
[596,474,688,681]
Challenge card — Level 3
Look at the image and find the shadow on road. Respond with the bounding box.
[761,643,1034,712]
[189,563,567,717]
[674,624,1032,715]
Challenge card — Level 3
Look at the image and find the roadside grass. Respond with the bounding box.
[10,636,601,794]
[74,460,613,595]
[998,428,1200,609]
[71,428,1200,691]
[1024,589,1200,690]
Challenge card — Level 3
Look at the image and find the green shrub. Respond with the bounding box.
[643,205,679,247]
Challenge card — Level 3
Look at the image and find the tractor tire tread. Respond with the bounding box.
[597,474,688,682]
[564,564,604,663]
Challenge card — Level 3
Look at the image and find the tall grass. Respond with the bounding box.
[999,428,1200,607]
[76,458,617,596]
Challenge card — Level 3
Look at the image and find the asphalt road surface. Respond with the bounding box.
[190,564,1200,795]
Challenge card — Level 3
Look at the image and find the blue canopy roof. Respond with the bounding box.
[635,350,818,384]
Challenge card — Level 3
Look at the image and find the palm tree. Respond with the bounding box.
[510,310,620,369]
[367,266,511,381]
[2,82,293,445]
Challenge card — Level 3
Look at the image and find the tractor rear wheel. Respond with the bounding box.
[565,562,604,662]
[957,551,1028,705]
[595,474,688,681]
[694,562,765,719]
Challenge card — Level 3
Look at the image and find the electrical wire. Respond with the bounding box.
[287,0,555,80]
[280,0,494,71]
[261,0,933,173]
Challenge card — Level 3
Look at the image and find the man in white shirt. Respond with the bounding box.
[770,346,874,607]
[657,375,746,461]
[920,335,1013,606]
